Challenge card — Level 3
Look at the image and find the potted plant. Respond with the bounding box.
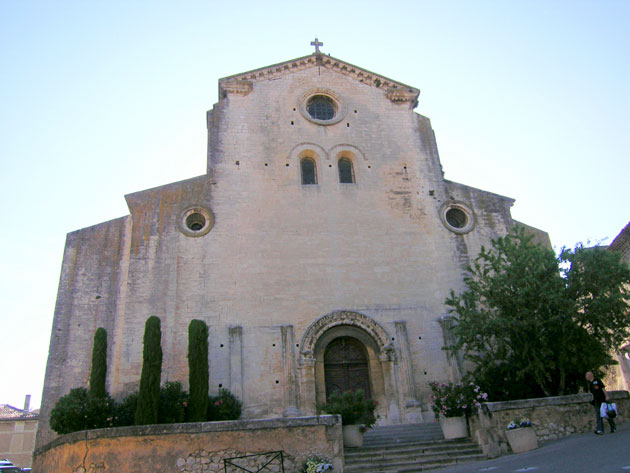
[319,390,377,447]
[429,382,487,439]
[505,418,538,453]
[301,454,333,473]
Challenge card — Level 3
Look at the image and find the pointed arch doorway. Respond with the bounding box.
[324,336,371,399]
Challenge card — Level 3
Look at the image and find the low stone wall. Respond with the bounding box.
[469,390,629,457]
[32,416,343,473]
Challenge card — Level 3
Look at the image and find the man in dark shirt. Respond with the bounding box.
[585,371,616,434]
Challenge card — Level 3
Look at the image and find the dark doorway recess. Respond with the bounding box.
[324,336,371,400]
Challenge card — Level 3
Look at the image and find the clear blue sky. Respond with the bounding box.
[1,0,628,410]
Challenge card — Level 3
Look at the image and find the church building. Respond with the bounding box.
[37,41,549,448]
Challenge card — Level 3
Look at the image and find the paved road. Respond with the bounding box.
[432,422,630,473]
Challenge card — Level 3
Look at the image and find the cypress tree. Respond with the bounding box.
[89,327,108,398]
[187,319,209,421]
[135,316,162,425]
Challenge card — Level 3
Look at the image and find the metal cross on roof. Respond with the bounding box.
[310,37,323,54]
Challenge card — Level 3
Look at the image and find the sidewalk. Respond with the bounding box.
[432,422,630,473]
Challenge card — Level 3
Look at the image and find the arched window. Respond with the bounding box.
[301,157,317,185]
[338,157,354,183]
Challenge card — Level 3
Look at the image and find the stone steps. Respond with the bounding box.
[344,423,486,473]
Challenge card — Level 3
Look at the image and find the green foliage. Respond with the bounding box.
[135,316,163,425]
[112,392,137,427]
[318,390,377,429]
[445,227,630,401]
[158,381,188,424]
[428,382,487,418]
[187,319,209,422]
[50,388,115,435]
[207,389,242,421]
[89,328,108,398]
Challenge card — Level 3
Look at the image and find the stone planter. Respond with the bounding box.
[342,424,364,447]
[439,416,468,439]
[506,427,538,453]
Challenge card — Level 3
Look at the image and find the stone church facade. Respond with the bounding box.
[37,48,548,448]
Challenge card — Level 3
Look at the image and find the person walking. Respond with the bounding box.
[585,371,616,434]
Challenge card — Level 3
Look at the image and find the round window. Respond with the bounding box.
[307,95,335,121]
[179,207,214,237]
[186,212,206,231]
[439,202,475,234]
[445,208,468,229]
[298,89,346,126]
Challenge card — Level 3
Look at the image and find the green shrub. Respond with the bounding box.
[158,381,188,424]
[89,328,108,398]
[135,316,163,425]
[50,388,115,435]
[187,319,209,422]
[319,390,377,430]
[207,389,242,421]
[113,392,138,427]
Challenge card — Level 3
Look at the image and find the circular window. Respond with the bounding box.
[439,202,475,234]
[307,95,335,120]
[299,89,346,126]
[179,206,214,237]
[186,212,206,231]
[445,208,467,229]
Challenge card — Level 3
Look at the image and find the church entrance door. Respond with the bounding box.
[324,336,371,400]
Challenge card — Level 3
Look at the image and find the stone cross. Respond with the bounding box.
[310,37,323,54]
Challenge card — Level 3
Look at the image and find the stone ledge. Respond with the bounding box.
[483,391,629,412]
[34,415,341,456]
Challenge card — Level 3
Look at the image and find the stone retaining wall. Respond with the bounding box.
[469,390,629,457]
[32,416,343,473]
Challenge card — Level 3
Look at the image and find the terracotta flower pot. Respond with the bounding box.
[506,427,538,453]
[439,416,468,439]
[342,424,364,447]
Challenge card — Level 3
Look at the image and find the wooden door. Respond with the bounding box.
[324,337,371,399]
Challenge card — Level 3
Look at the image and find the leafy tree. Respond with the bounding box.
[135,316,163,425]
[50,387,115,435]
[445,227,630,401]
[187,319,209,422]
[89,328,108,398]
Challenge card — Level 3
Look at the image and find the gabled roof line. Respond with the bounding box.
[219,53,420,103]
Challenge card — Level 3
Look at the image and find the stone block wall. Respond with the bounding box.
[469,391,629,457]
[32,416,343,473]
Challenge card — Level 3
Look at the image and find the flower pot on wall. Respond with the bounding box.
[439,416,468,439]
[342,424,364,447]
[506,427,538,453]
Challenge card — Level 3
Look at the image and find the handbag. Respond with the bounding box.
[606,402,617,419]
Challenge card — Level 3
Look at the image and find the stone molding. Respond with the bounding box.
[386,87,418,104]
[219,80,253,96]
[299,310,391,358]
[219,54,419,107]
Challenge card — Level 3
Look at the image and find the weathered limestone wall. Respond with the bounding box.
[38,56,547,447]
[469,391,629,457]
[33,416,343,473]
[37,216,131,448]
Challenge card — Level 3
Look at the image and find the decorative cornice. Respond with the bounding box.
[220,80,253,97]
[386,87,418,105]
[219,54,420,107]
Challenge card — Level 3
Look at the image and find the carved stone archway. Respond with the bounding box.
[297,311,401,424]
[300,310,393,359]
